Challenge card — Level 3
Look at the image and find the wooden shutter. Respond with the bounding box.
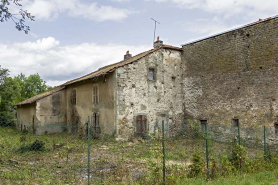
[96,86,99,104]
[96,113,99,128]
[136,115,147,137]
[72,89,76,105]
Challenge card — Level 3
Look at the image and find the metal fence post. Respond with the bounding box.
[205,122,209,179]
[162,120,165,184]
[87,116,91,185]
[238,124,241,145]
[264,125,266,160]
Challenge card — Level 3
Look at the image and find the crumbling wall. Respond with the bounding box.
[182,17,278,144]
[115,49,183,140]
[35,90,67,135]
[16,103,36,132]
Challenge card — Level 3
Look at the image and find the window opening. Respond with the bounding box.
[200,120,207,133]
[71,89,76,105]
[275,123,278,136]
[148,68,155,81]
[232,119,239,127]
[93,85,99,104]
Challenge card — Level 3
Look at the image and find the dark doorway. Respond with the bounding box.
[91,112,100,138]
[136,115,147,138]
[200,120,207,133]
[32,115,35,133]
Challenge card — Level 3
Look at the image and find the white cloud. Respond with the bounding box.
[14,37,59,51]
[152,0,278,18]
[70,3,132,21]
[0,37,150,86]
[110,0,131,2]
[17,0,133,21]
[181,16,241,36]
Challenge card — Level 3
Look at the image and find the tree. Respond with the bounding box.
[14,73,51,102]
[0,65,9,85]
[0,0,35,33]
[0,66,51,126]
[0,66,20,126]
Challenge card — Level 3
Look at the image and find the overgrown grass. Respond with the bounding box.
[0,126,278,184]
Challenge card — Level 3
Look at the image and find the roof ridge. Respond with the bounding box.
[16,44,182,106]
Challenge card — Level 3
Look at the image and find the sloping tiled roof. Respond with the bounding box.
[15,86,65,106]
[62,45,181,86]
[16,45,182,106]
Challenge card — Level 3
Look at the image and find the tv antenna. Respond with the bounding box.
[151,18,160,43]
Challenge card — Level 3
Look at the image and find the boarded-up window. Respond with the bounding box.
[200,120,207,133]
[93,85,99,104]
[71,89,76,105]
[91,112,100,137]
[232,119,239,127]
[275,123,278,136]
[148,68,155,80]
[136,115,147,137]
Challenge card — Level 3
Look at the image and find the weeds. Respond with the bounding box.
[0,126,278,184]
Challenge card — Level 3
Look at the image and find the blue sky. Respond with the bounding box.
[0,0,277,86]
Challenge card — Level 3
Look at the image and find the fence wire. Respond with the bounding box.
[0,117,278,184]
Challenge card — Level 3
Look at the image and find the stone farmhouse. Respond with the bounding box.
[16,16,278,143]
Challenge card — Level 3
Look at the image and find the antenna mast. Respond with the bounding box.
[151,18,160,43]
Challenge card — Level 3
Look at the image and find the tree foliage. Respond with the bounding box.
[14,73,51,102]
[0,0,35,33]
[0,65,51,126]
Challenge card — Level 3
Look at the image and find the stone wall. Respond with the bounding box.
[115,48,183,140]
[182,18,278,144]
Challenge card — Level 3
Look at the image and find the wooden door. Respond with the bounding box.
[136,115,147,137]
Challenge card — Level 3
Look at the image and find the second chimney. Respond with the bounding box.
[124,50,132,60]
[153,36,163,48]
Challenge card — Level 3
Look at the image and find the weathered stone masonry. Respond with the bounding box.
[182,17,278,144]
[115,49,183,140]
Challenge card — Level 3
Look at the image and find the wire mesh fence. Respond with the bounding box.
[1,116,278,184]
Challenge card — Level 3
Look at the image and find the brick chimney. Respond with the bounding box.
[124,50,132,60]
[153,36,163,48]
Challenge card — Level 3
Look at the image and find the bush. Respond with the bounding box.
[0,112,15,127]
[229,144,247,170]
[18,140,45,153]
[220,154,235,176]
[188,151,204,178]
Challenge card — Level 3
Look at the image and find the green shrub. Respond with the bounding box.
[188,151,204,178]
[0,112,15,127]
[192,122,202,139]
[230,144,247,170]
[220,154,235,176]
[18,140,45,153]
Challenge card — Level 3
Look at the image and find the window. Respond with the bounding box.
[91,112,100,137]
[148,68,155,81]
[232,119,239,127]
[71,89,76,105]
[136,115,147,137]
[92,85,99,104]
[200,120,207,133]
[275,123,278,136]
